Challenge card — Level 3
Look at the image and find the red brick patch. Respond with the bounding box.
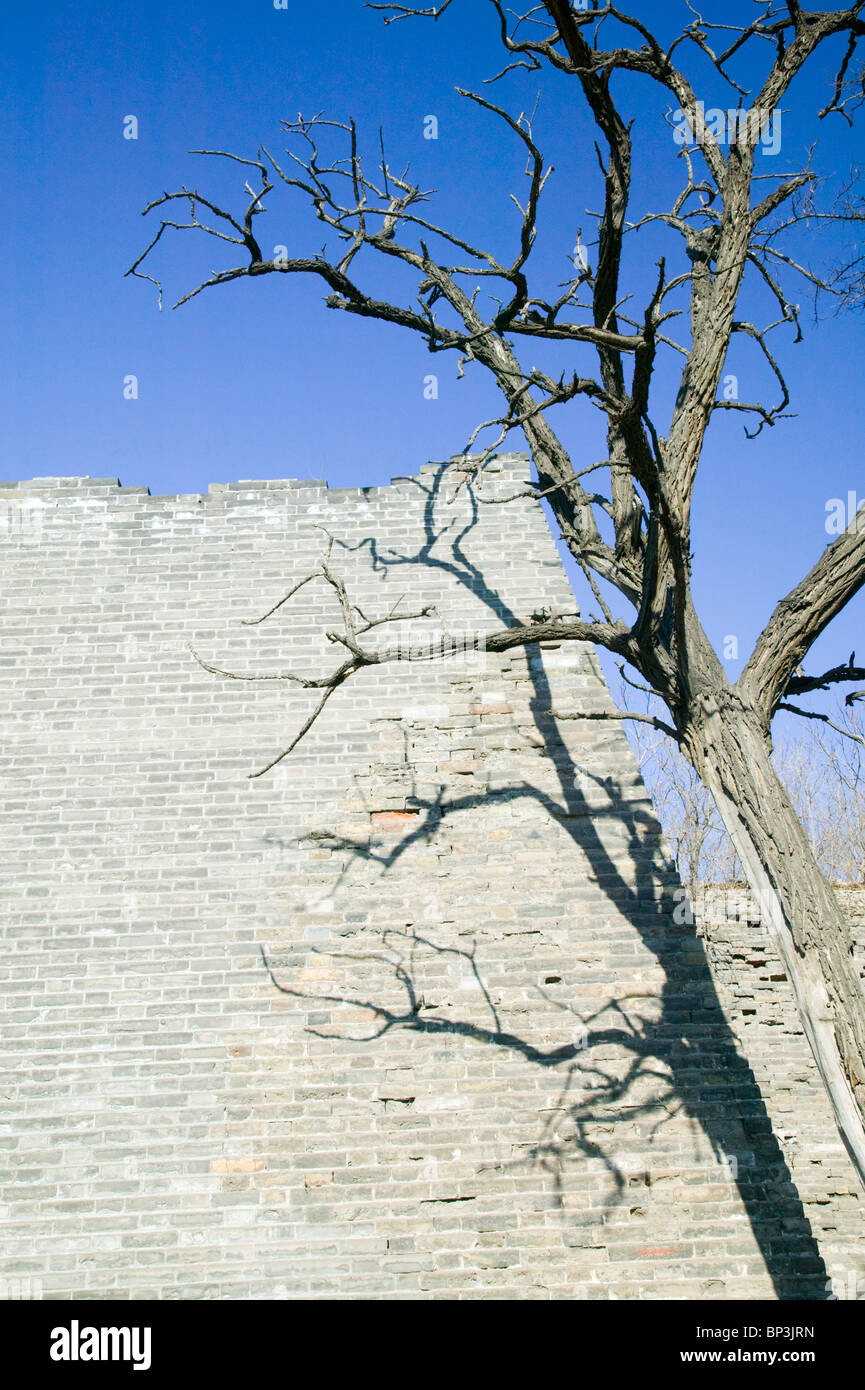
[370,810,420,831]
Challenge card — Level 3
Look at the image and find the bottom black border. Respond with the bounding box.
[1,1296,858,1377]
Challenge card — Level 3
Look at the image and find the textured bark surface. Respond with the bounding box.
[686,697,865,1182]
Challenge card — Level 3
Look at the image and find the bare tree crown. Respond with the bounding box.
[129,1,865,758]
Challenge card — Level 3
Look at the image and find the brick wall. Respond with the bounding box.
[1,455,862,1300]
[692,884,865,1302]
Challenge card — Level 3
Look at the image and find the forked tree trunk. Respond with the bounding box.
[684,691,865,1188]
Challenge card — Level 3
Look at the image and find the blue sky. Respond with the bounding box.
[2,0,863,713]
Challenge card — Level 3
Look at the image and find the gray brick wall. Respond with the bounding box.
[1,454,862,1300]
[692,884,865,1302]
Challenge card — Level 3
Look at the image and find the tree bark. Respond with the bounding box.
[683,691,865,1187]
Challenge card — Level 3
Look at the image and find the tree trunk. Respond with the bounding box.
[684,691,865,1189]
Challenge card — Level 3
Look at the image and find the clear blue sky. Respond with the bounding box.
[2,0,862,712]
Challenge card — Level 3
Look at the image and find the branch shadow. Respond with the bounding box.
[268,465,829,1299]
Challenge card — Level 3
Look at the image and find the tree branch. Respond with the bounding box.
[786,654,865,699]
[550,707,682,743]
[744,517,865,717]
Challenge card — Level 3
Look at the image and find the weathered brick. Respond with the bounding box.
[0,456,861,1301]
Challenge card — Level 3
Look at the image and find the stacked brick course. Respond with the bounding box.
[692,884,865,1301]
[1,455,862,1299]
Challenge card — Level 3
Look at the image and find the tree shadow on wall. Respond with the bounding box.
[265,465,831,1299]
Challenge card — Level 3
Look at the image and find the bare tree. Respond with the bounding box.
[629,695,865,884]
[129,2,865,1183]
[823,169,865,309]
[775,704,865,882]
